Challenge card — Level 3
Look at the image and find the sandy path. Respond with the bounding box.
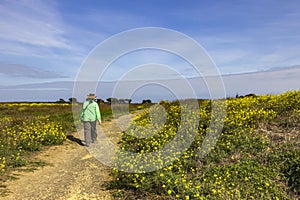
[1,114,134,200]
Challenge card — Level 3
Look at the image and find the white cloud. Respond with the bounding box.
[0,63,67,79]
[1,65,299,102]
[0,0,69,48]
[0,0,299,90]
[74,28,224,82]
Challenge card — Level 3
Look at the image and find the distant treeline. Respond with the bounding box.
[56,97,153,104]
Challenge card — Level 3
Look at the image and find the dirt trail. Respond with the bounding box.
[2,114,134,200]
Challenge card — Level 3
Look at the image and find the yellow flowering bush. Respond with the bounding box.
[0,157,6,173]
[111,91,300,199]
[0,102,69,175]
[2,116,66,151]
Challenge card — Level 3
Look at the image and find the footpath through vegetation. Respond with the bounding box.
[0,102,146,199]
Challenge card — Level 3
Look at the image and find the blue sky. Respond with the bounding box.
[0,0,300,101]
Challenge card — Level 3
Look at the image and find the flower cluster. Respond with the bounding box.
[112,91,300,199]
[0,103,68,175]
[3,102,70,107]
[2,116,66,151]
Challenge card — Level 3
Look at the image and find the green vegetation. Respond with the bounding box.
[0,101,150,182]
[0,92,299,199]
[111,91,300,199]
[0,103,73,176]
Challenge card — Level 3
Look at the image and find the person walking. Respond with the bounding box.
[80,93,101,147]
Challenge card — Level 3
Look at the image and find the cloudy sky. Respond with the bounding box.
[0,0,300,101]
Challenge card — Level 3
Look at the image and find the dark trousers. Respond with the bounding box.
[83,121,97,145]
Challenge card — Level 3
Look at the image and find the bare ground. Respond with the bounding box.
[1,115,134,200]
